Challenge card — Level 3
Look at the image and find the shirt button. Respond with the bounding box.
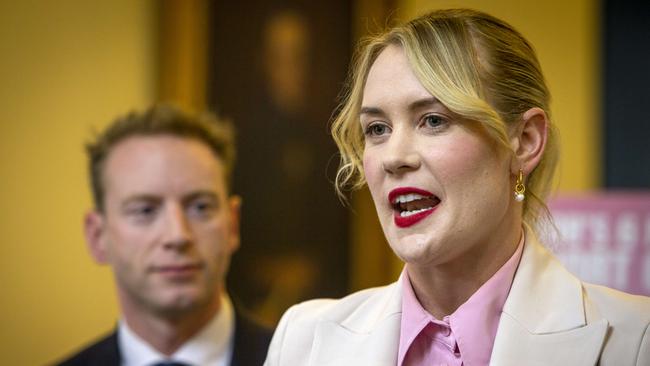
[442,326,451,336]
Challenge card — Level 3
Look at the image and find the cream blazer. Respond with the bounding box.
[264,232,650,365]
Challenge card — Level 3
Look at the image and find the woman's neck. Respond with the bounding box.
[406,223,522,319]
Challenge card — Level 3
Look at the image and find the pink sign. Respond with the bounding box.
[548,192,650,296]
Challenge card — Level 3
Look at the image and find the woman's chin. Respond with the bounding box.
[389,234,443,265]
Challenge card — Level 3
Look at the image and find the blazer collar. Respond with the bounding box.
[502,227,586,333]
[490,227,608,365]
[309,282,403,366]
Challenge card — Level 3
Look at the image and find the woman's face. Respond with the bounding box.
[361,45,519,268]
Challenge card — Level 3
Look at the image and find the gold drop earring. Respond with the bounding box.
[514,170,525,202]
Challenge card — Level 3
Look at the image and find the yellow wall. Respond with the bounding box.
[0,1,157,364]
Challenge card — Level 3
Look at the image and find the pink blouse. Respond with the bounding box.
[398,235,524,366]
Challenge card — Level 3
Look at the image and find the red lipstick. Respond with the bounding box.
[388,187,439,228]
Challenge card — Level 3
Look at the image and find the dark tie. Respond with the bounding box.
[151,362,192,366]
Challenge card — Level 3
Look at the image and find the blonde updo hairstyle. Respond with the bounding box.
[331,8,558,228]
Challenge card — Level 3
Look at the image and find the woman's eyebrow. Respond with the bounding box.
[408,97,441,111]
[360,97,442,116]
[359,106,384,116]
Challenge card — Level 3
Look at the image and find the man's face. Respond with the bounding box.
[85,135,240,317]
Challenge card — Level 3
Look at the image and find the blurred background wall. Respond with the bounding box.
[0,1,157,365]
[0,0,647,364]
[208,0,353,326]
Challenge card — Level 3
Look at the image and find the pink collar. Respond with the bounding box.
[398,233,524,366]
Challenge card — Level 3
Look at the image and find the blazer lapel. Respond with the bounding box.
[490,229,608,365]
[308,283,403,366]
[491,314,607,366]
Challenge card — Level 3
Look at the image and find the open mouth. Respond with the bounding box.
[389,187,440,227]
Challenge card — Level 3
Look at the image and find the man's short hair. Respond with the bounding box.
[87,104,235,212]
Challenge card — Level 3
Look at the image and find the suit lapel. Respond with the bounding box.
[490,229,608,365]
[308,283,403,366]
[491,314,607,366]
[103,331,121,366]
[230,310,273,366]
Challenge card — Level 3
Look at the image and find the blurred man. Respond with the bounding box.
[57,105,272,366]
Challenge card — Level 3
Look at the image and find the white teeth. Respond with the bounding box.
[395,193,427,204]
[400,207,433,217]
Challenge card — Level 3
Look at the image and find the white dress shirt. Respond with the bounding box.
[118,294,235,366]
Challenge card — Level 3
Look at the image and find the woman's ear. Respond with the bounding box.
[510,107,548,175]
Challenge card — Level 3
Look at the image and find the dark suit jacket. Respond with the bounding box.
[55,311,273,366]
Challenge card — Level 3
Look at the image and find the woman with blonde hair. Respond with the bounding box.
[265,9,650,365]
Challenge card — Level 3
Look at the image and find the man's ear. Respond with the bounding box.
[510,107,548,175]
[84,211,109,264]
[227,195,242,253]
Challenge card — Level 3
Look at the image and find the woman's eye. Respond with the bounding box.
[423,114,446,128]
[365,123,391,137]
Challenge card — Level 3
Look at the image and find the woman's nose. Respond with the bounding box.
[381,129,420,174]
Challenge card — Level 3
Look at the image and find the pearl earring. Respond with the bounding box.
[514,169,526,202]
